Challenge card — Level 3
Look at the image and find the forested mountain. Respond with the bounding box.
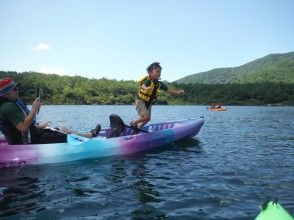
[0,71,137,105]
[0,70,293,105]
[175,52,294,84]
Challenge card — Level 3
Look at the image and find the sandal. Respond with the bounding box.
[130,122,137,128]
[130,122,139,135]
[91,124,101,137]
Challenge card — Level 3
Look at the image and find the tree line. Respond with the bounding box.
[0,71,293,105]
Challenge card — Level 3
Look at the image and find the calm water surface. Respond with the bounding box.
[0,105,293,219]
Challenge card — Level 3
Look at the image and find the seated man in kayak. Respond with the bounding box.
[131,62,184,129]
[0,77,101,145]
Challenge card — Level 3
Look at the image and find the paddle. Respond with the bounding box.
[36,87,43,114]
[124,124,148,133]
[36,87,43,101]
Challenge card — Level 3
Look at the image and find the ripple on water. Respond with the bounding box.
[1,106,294,219]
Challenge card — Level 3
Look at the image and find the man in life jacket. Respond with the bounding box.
[131,62,184,130]
[0,77,101,145]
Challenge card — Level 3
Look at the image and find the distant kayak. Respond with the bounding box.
[255,200,293,220]
[209,107,227,111]
[0,117,204,168]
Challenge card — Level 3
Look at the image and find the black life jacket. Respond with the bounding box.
[0,98,31,145]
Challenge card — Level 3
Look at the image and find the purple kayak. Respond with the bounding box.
[0,117,204,168]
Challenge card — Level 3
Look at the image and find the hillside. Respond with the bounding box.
[0,69,293,105]
[175,52,294,84]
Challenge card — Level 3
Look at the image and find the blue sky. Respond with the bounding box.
[0,0,293,81]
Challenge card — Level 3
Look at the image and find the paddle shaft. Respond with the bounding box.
[36,87,43,114]
[124,124,149,133]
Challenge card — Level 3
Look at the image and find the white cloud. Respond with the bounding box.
[31,42,51,50]
[40,66,67,75]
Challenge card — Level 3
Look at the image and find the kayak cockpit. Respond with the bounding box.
[96,122,176,138]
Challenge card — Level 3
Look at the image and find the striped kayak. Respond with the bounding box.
[0,117,204,168]
[255,200,293,220]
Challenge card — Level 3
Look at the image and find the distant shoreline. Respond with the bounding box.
[32,103,294,107]
[1,71,293,106]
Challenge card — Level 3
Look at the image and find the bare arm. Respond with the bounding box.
[167,88,185,95]
[15,98,42,132]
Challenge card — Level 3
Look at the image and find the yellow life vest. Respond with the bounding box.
[137,75,161,104]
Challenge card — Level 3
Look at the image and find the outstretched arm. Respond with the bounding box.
[167,88,184,95]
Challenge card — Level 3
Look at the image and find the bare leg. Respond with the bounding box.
[58,124,101,138]
[132,115,150,128]
[70,130,92,138]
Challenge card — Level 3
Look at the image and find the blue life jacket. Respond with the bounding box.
[15,98,37,125]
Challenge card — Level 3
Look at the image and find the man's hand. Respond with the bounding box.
[31,98,42,114]
[37,121,51,129]
[16,98,43,133]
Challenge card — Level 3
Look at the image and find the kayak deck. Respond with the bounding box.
[96,122,176,137]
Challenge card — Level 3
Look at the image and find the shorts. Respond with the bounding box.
[136,99,151,117]
[32,128,67,144]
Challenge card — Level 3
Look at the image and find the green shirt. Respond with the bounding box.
[0,101,38,138]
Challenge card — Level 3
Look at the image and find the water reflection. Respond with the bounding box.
[173,138,203,151]
[130,138,202,219]
[107,159,128,184]
[105,155,167,219]
[131,159,167,219]
[0,167,45,217]
[132,162,161,204]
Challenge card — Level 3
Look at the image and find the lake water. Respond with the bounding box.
[0,105,293,219]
